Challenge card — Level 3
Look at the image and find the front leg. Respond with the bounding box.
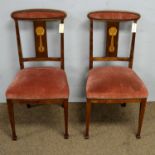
[64,99,69,139]
[136,98,147,139]
[7,99,17,140]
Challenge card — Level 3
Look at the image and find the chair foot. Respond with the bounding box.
[85,134,89,139]
[121,103,126,107]
[12,135,17,141]
[136,134,141,139]
[64,134,69,139]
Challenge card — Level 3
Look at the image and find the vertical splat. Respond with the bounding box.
[34,21,48,58]
[106,22,119,57]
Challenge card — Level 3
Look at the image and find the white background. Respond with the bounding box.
[0,0,154,103]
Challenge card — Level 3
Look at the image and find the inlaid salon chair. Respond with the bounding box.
[85,11,148,139]
[6,9,69,140]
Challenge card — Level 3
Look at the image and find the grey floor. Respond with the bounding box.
[0,102,155,155]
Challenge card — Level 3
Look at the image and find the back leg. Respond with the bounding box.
[27,104,31,108]
[121,103,126,107]
[85,100,92,139]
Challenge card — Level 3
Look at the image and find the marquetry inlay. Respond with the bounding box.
[36,26,45,53]
[108,26,117,53]
[106,22,119,57]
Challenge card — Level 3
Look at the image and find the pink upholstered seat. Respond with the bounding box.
[6,67,69,99]
[86,66,148,99]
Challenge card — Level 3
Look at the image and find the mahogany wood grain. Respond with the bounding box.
[85,99,91,139]
[88,10,140,21]
[85,10,147,139]
[7,9,69,140]
[89,20,93,69]
[129,21,137,68]
[12,9,66,69]
[106,22,119,57]
[60,20,65,69]
[23,57,61,62]
[93,57,130,61]
[136,98,147,139]
[7,100,17,140]
[11,9,67,21]
[33,21,48,58]
[15,20,24,69]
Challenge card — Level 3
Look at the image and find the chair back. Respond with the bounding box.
[11,9,67,69]
[87,10,140,69]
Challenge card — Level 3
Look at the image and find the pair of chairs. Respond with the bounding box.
[6,9,148,141]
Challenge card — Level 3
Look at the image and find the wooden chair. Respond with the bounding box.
[6,9,69,140]
[85,11,148,139]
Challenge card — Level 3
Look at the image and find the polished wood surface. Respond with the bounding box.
[88,10,140,21]
[13,9,66,70]
[11,9,67,20]
[86,10,147,139]
[92,57,130,61]
[33,21,48,58]
[7,9,69,140]
[88,11,139,69]
[106,22,119,57]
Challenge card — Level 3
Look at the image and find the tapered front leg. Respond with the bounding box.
[7,100,17,140]
[136,98,147,139]
[64,99,69,139]
[85,99,91,139]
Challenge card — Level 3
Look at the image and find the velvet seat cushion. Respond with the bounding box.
[86,66,148,99]
[6,67,69,99]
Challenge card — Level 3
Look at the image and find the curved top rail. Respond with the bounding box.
[88,10,140,21]
[11,9,67,21]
